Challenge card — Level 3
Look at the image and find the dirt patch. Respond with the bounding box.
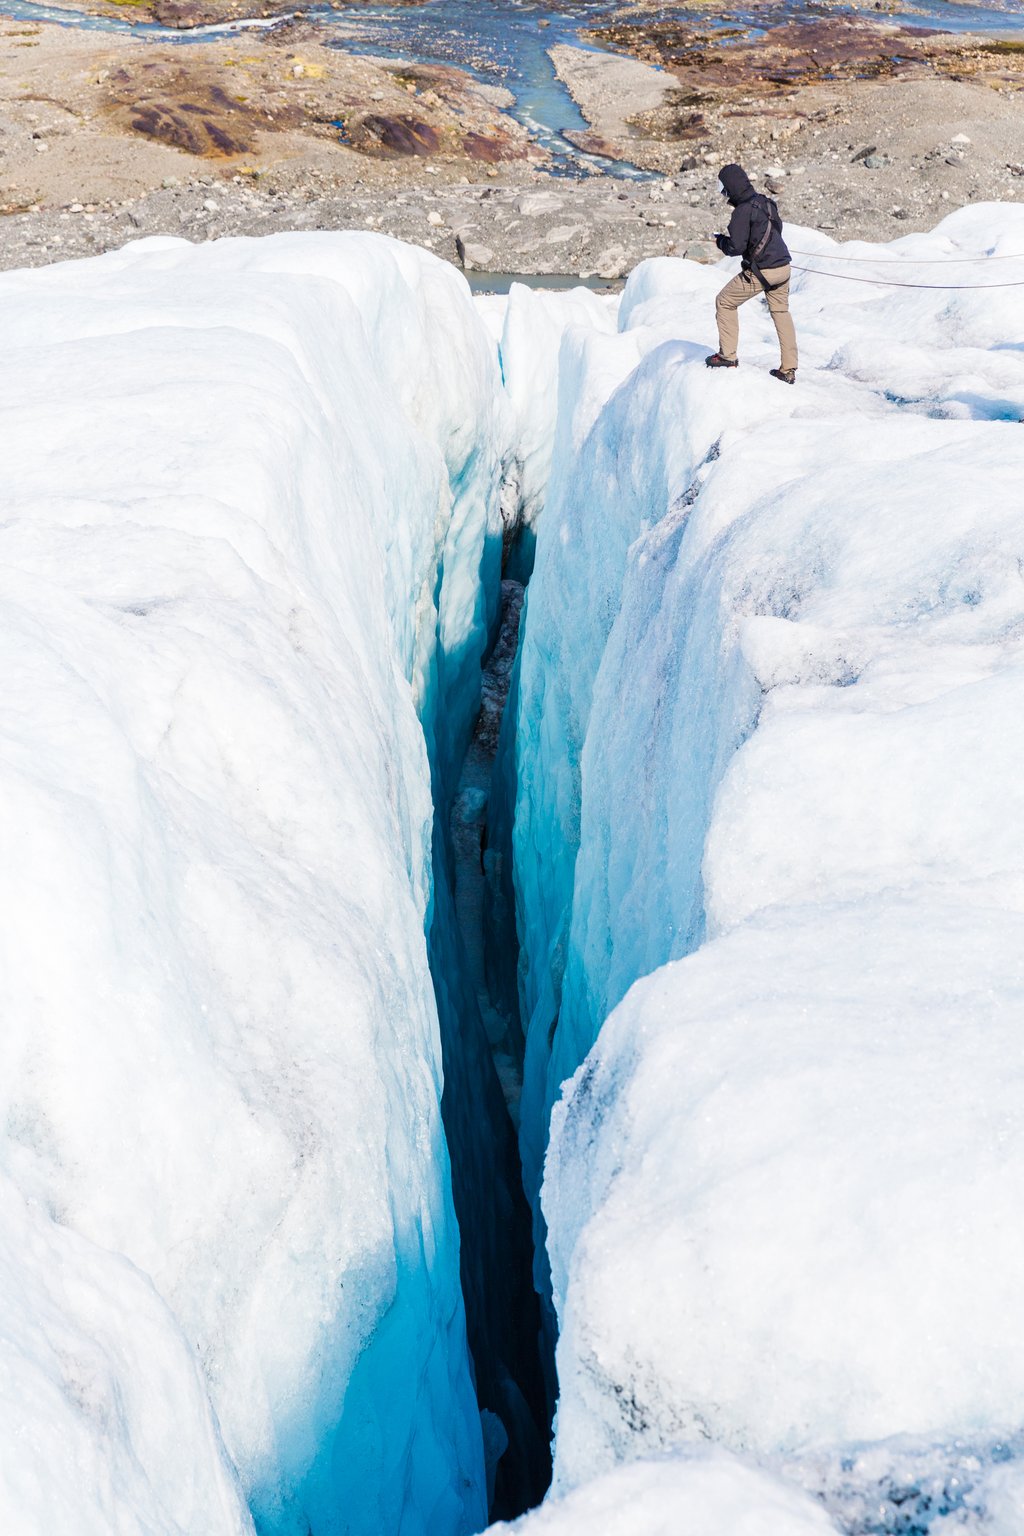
[105,63,297,156]
[44,0,311,24]
[0,17,540,208]
[147,0,279,24]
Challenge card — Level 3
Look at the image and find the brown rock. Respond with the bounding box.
[351,115,440,157]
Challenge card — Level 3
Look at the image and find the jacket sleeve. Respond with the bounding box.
[720,204,751,259]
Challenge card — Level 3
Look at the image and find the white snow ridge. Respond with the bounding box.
[1,206,1023,1536]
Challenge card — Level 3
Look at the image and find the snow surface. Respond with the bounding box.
[0,232,508,1536]
[490,1452,839,1536]
[507,204,1024,1532]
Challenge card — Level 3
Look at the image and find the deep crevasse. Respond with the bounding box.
[4,205,1024,1536]
[498,204,1024,1534]
[0,232,509,1536]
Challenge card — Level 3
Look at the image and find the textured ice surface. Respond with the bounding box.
[547,906,1024,1481]
[0,1173,253,1534]
[496,284,618,576]
[491,1453,839,1536]
[506,204,1024,1532]
[0,233,506,1536]
[515,202,1024,1182]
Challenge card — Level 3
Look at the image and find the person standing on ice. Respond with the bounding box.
[705,163,798,385]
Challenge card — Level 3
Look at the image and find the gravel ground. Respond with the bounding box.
[0,5,1021,274]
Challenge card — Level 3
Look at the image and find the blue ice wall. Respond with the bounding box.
[510,325,767,1316]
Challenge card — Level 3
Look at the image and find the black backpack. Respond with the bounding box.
[748,194,786,293]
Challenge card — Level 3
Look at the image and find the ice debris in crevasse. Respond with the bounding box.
[0,231,509,1536]
[503,202,1024,1535]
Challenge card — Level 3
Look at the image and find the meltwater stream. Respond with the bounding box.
[316,0,657,177]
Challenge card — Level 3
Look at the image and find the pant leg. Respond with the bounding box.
[715,270,758,361]
[761,265,799,371]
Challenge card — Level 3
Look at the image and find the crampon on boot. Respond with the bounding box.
[770,367,797,385]
[706,353,739,369]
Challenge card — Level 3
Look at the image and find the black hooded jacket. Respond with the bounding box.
[716,163,791,270]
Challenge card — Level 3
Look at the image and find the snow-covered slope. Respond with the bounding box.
[508,204,1024,1531]
[0,233,506,1536]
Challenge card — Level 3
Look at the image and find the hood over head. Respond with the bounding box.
[718,163,755,205]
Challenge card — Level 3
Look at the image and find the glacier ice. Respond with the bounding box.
[490,1451,838,1536]
[495,283,617,578]
[505,203,1024,1532]
[514,202,1024,1183]
[0,231,508,1536]
[5,198,1024,1536]
[546,904,1024,1473]
[0,1173,253,1534]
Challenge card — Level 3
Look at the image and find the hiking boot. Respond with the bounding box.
[770,367,797,385]
[706,352,738,369]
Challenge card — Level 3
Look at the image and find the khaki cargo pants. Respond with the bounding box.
[716,265,798,372]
